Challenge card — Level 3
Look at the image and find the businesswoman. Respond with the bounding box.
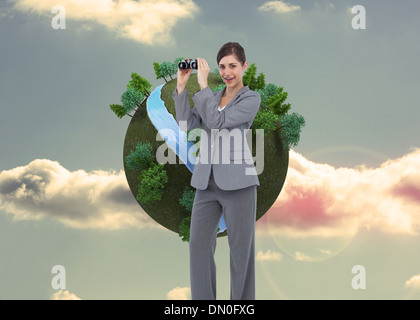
[172,42,261,300]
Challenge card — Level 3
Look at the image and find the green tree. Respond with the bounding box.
[109,104,127,118]
[121,87,144,114]
[256,89,267,105]
[255,72,266,91]
[243,63,257,90]
[125,142,154,171]
[251,109,280,136]
[153,62,162,81]
[264,83,279,98]
[136,163,168,204]
[265,87,291,116]
[127,72,151,97]
[243,63,266,91]
[159,61,174,82]
[178,185,196,242]
[179,185,196,212]
[179,216,191,242]
[109,73,151,119]
[279,112,306,150]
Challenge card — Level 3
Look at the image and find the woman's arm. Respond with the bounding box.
[172,63,202,132]
[192,87,261,130]
[172,89,202,132]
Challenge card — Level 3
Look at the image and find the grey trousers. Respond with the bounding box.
[189,167,257,300]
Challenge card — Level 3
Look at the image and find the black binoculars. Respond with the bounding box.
[178,59,198,70]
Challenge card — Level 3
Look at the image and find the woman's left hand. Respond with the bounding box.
[197,58,210,91]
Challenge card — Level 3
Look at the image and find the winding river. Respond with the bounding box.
[147,85,226,233]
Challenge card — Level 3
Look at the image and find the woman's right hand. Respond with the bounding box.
[177,60,193,94]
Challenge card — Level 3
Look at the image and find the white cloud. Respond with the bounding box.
[51,289,82,300]
[0,159,159,230]
[405,275,420,290]
[166,286,190,300]
[256,249,283,262]
[294,251,314,262]
[258,1,301,14]
[12,0,199,45]
[2,147,420,237]
[257,148,420,238]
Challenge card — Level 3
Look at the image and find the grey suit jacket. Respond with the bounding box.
[172,85,261,190]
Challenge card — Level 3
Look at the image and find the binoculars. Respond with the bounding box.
[178,59,198,70]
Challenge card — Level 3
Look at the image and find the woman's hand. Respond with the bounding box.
[177,62,193,94]
[197,58,209,91]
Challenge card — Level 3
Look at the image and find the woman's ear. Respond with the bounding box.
[243,61,248,71]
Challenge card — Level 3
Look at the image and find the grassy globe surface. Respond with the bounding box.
[123,73,289,237]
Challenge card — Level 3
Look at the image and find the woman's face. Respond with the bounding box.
[218,54,248,90]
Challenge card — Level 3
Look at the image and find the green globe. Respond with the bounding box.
[123,73,289,237]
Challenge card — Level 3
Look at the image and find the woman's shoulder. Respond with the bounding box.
[238,86,261,103]
[247,87,260,96]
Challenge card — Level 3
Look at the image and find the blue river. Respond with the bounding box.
[147,84,226,234]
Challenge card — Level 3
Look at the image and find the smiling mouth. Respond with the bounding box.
[224,77,234,81]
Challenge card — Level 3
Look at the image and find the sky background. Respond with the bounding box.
[1,0,420,300]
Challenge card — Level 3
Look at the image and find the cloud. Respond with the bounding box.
[166,286,190,300]
[11,0,199,45]
[51,289,81,300]
[258,1,301,14]
[2,147,420,237]
[0,159,158,230]
[294,251,314,262]
[405,275,420,290]
[256,249,283,262]
[257,148,420,238]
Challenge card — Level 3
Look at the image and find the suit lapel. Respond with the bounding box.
[215,87,225,107]
[218,86,250,112]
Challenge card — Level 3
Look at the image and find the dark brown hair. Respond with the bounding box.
[216,42,246,66]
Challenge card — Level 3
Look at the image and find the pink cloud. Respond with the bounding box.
[263,185,337,230]
[392,178,420,203]
[258,148,420,237]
